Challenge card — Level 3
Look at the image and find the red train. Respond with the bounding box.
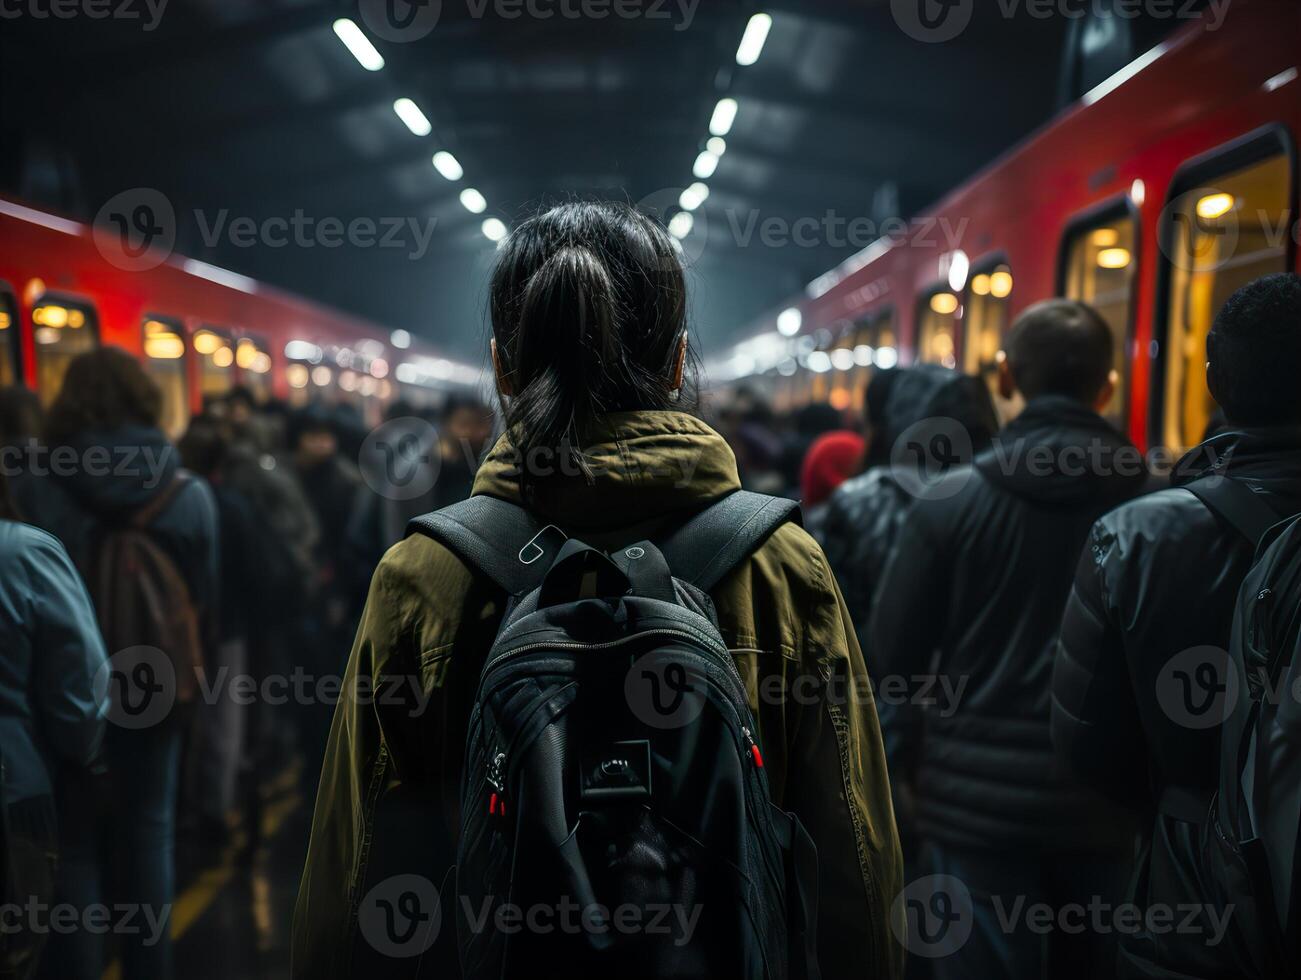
[719,0,1298,455]
[0,196,482,436]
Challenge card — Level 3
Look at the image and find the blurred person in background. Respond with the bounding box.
[801,429,865,541]
[287,405,365,800]
[24,347,218,980]
[0,469,108,980]
[0,387,45,519]
[870,300,1147,980]
[820,364,995,974]
[436,393,495,506]
[178,414,272,848]
[1053,273,1301,979]
[777,401,844,495]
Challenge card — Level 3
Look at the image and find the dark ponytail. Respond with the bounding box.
[490,202,693,488]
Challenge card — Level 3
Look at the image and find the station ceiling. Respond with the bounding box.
[1,0,1074,358]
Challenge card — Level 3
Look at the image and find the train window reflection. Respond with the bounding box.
[964,263,1013,401]
[0,286,19,387]
[916,290,959,368]
[143,316,189,438]
[1161,152,1291,451]
[33,296,98,404]
[194,327,235,401]
[1062,212,1135,423]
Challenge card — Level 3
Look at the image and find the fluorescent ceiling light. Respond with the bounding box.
[333,19,384,71]
[460,187,487,214]
[481,218,507,242]
[709,98,738,136]
[668,212,694,239]
[432,151,463,180]
[679,182,710,211]
[692,150,719,179]
[735,13,772,66]
[393,98,432,136]
[706,136,727,157]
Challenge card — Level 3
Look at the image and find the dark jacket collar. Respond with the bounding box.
[974,396,1148,506]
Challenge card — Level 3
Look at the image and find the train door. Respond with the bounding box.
[30,293,99,404]
[0,283,19,387]
[142,316,190,439]
[1155,128,1295,451]
[1059,201,1138,427]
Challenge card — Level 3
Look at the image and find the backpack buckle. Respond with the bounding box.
[518,524,568,565]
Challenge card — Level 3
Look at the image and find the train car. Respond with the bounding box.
[713,0,1298,456]
[0,196,483,437]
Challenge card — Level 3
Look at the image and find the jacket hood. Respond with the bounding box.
[974,396,1147,506]
[1171,425,1301,496]
[53,425,179,516]
[879,364,999,456]
[471,410,742,531]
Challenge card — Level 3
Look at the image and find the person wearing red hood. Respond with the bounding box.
[801,429,864,542]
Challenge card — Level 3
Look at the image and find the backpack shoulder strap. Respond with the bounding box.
[657,490,801,592]
[130,472,193,530]
[1183,476,1283,550]
[406,496,567,597]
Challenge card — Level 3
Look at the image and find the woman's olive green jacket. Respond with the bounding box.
[292,411,904,979]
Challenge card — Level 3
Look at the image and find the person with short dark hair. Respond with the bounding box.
[1052,272,1301,979]
[871,299,1149,979]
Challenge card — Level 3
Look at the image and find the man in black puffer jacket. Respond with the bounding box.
[870,300,1148,979]
[1052,272,1301,980]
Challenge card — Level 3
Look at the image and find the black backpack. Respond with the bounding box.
[408,490,821,980]
[1184,477,1301,977]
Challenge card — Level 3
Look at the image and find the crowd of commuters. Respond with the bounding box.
[0,358,492,980]
[0,198,1298,980]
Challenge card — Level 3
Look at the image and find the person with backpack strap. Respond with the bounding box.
[19,348,219,980]
[1052,272,1301,979]
[293,202,904,980]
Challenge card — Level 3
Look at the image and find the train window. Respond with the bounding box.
[194,327,235,403]
[235,337,273,402]
[143,317,189,438]
[916,290,959,368]
[1160,149,1292,451]
[964,263,1013,399]
[0,285,19,387]
[32,296,99,405]
[1061,208,1136,423]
